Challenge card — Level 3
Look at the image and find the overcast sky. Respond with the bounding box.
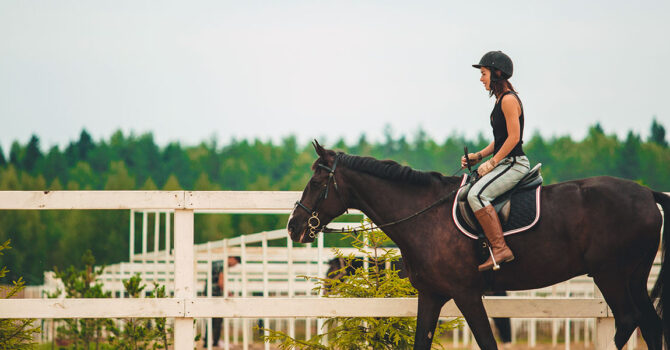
[1,0,669,153]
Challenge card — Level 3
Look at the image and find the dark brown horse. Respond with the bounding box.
[287,142,670,350]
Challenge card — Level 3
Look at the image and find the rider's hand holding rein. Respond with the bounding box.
[461,152,482,167]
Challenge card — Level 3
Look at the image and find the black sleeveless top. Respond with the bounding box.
[491,91,525,157]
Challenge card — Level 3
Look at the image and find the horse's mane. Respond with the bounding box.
[334,152,459,186]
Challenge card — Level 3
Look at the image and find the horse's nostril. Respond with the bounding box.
[288,225,295,234]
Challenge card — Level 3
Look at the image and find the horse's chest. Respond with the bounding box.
[402,247,479,294]
[403,259,447,290]
[408,273,433,291]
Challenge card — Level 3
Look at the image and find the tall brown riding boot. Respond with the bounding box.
[475,205,515,271]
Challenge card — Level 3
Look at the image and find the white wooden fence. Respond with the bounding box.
[114,209,657,350]
[0,190,634,349]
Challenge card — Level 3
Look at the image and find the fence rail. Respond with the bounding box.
[0,297,609,319]
[0,190,302,210]
[0,190,656,349]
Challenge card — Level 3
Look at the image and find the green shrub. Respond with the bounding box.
[50,252,171,349]
[261,220,461,349]
[105,274,172,350]
[49,250,111,349]
[0,239,41,349]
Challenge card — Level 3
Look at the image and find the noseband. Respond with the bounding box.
[295,155,346,239]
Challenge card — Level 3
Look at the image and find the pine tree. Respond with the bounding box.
[104,161,136,190]
[649,118,668,148]
[22,134,42,173]
[162,174,182,190]
[0,145,6,167]
[77,129,95,161]
[591,122,605,135]
[0,240,40,348]
[618,131,642,180]
[43,145,67,185]
[8,141,21,166]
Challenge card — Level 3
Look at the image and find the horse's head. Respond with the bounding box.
[287,141,351,243]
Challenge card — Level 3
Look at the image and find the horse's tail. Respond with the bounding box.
[651,191,670,344]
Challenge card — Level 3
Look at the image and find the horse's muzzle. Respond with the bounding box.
[287,219,314,243]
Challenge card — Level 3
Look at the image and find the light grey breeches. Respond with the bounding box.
[467,156,530,212]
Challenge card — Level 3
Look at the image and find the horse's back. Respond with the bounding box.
[490,176,662,291]
[544,176,660,224]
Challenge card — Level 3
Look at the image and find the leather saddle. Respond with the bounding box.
[453,163,543,239]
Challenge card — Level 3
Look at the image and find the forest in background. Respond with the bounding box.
[0,120,668,284]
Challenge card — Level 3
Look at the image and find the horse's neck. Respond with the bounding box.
[347,172,446,246]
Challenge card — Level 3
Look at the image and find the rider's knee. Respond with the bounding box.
[467,192,484,212]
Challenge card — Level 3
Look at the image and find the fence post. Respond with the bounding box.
[174,209,195,349]
[595,318,615,350]
[129,210,135,261]
[594,285,615,350]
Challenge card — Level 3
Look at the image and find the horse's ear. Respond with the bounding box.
[312,139,326,158]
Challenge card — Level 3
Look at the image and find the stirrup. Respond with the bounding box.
[486,243,501,271]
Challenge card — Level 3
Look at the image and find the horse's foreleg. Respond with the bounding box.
[453,294,498,350]
[414,292,449,350]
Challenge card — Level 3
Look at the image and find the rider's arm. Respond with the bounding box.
[492,95,521,163]
[478,141,495,159]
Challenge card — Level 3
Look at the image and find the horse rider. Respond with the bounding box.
[461,51,531,271]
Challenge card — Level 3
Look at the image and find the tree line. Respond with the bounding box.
[0,120,668,284]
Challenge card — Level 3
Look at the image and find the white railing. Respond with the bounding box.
[114,209,660,350]
[0,191,628,349]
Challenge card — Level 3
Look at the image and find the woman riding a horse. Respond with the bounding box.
[462,50,531,271]
[288,52,670,349]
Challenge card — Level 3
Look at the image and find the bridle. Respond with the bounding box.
[295,154,348,239]
[294,153,472,239]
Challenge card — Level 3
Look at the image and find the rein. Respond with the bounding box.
[322,182,468,235]
[296,153,473,238]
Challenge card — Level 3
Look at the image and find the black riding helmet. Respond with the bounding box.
[472,51,513,81]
